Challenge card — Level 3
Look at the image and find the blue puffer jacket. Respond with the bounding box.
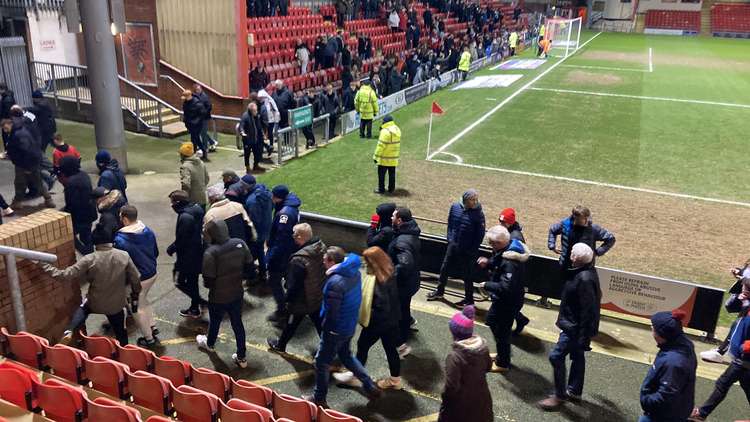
[548,217,615,266]
[267,193,302,271]
[245,184,273,243]
[639,334,696,422]
[446,202,485,252]
[320,254,362,336]
[98,160,128,203]
[113,221,159,281]
[729,311,750,362]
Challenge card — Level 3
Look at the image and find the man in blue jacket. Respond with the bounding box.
[303,248,381,407]
[638,310,696,422]
[243,175,273,282]
[428,189,485,307]
[691,277,750,421]
[95,150,128,203]
[267,185,301,322]
[114,205,159,347]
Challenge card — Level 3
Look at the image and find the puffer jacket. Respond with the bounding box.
[180,155,209,206]
[97,189,127,240]
[202,219,253,304]
[366,202,396,252]
[557,264,602,341]
[59,157,97,226]
[548,217,615,267]
[320,254,363,336]
[446,200,485,252]
[267,193,302,271]
[183,95,205,130]
[640,334,696,422]
[114,221,159,281]
[167,201,205,275]
[439,335,493,422]
[41,244,141,315]
[367,275,401,332]
[388,219,421,295]
[98,160,128,203]
[245,183,273,243]
[6,118,41,170]
[483,239,529,312]
[285,238,327,315]
[203,199,256,246]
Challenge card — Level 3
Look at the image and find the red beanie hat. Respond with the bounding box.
[499,208,516,226]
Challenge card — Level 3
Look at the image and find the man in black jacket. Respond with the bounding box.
[167,190,208,319]
[240,102,265,173]
[388,207,421,359]
[59,156,97,255]
[297,89,318,148]
[193,84,217,153]
[272,80,294,129]
[539,243,602,411]
[267,223,326,352]
[0,83,15,120]
[182,89,208,161]
[342,81,358,112]
[367,202,396,252]
[499,207,530,335]
[196,219,254,368]
[28,90,56,152]
[2,118,55,209]
[318,83,340,140]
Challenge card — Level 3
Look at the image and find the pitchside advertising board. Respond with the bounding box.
[342,90,407,134]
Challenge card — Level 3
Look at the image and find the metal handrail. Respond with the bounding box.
[0,245,57,332]
[159,74,186,92]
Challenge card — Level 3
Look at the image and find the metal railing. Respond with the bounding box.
[0,245,57,332]
[0,0,64,11]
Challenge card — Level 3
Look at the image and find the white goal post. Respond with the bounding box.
[545,17,582,58]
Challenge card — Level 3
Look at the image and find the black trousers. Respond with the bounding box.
[435,242,475,302]
[70,301,128,346]
[398,288,414,345]
[699,360,750,417]
[377,165,396,193]
[487,303,520,368]
[189,128,207,159]
[278,311,322,348]
[175,270,207,310]
[243,141,263,168]
[73,222,93,255]
[356,324,401,377]
[327,115,338,139]
[360,119,373,138]
[302,126,316,146]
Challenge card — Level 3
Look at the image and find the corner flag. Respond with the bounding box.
[426,102,444,159]
[431,101,444,115]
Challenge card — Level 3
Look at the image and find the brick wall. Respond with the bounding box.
[0,210,80,342]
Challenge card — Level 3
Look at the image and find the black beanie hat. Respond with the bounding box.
[651,310,686,341]
[91,224,112,245]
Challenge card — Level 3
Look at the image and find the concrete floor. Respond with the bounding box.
[0,151,746,422]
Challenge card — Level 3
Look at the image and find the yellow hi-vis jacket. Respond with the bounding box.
[373,121,401,167]
[458,51,471,72]
[509,31,519,48]
[354,85,379,120]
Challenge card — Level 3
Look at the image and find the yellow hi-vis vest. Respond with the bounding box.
[354,85,379,120]
[458,51,471,72]
[373,121,401,167]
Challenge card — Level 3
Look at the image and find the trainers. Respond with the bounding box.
[410,317,418,330]
[538,394,566,411]
[566,390,582,402]
[536,297,551,309]
[267,337,286,354]
[332,371,362,388]
[397,343,412,359]
[232,353,248,369]
[376,376,403,390]
[2,207,14,217]
[301,393,328,408]
[426,290,444,301]
[700,348,728,364]
[60,330,73,345]
[179,308,201,318]
[151,326,159,337]
[513,315,529,336]
[490,362,509,373]
[137,337,157,348]
[689,408,706,421]
[454,300,473,309]
[196,335,214,352]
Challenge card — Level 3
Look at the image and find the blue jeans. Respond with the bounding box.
[549,331,586,399]
[200,120,216,148]
[314,332,375,402]
[638,416,654,422]
[207,298,246,359]
[250,241,266,275]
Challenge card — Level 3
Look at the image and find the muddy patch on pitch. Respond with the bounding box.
[565,70,623,86]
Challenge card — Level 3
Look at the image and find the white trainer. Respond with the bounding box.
[232,353,248,368]
[196,334,215,352]
[398,343,412,359]
[332,371,363,387]
[700,348,727,364]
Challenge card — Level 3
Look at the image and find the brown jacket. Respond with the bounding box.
[438,335,493,422]
[180,154,209,206]
[42,244,142,315]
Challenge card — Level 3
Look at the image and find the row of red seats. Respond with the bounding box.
[0,328,362,422]
[344,18,382,32]
[711,3,750,33]
[644,10,701,32]
[284,69,345,93]
[319,5,336,17]
[251,22,336,42]
[247,14,321,30]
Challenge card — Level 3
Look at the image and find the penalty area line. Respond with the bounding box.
[528,87,750,109]
[426,32,603,161]
[427,158,750,208]
[560,64,649,73]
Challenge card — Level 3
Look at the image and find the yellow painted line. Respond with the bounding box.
[159,336,196,346]
[251,369,316,386]
[403,413,439,422]
[405,388,441,402]
[245,342,315,365]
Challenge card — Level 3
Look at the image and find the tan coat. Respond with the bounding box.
[180,155,209,206]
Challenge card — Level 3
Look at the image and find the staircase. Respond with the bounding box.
[701,0,715,35]
[635,13,645,33]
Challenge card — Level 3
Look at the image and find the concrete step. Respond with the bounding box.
[152,121,188,138]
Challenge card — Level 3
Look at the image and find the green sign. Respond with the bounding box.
[290,105,313,129]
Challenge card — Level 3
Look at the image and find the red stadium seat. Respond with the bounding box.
[190,366,230,401]
[127,370,172,415]
[85,396,142,422]
[154,355,190,387]
[272,392,316,422]
[219,399,265,422]
[0,367,35,410]
[1,327,49,368]
[84,356,129,399]
[44,344,88,384]
[116,344,155,373]
[231,379,272,407]
[319,407,365,422]
[80,332,118,359]
[171,384,219,422]
[145,417,171,422]
[33,378,85,422]
[224,398,273,422]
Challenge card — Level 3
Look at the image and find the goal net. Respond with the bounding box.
[545,17,582,58]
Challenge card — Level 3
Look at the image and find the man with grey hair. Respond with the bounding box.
[272,79,294,129]
[203,183,256,247]
[539,242,602,411]
[268,223,327,353]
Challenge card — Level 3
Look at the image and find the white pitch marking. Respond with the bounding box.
[560,64,648,73]
[437,151,464,163]
[426,32,603,160]
[428,159,750,208]
[648,47,654,73]
[529,87,750,109]
[485,98,498,101]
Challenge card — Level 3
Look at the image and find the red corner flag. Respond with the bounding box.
[431,101,444,115]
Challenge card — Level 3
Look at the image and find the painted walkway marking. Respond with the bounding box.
[529,86,750,110]
[426,158,750,208]
[426,32,603,160]
[560,64,648,73]
[251,369,316,386]
[649,47,654,73]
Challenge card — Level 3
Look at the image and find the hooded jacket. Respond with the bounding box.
[42,244,141,315]
[226,179,251,205]
[557,264,602,341]
[483,239,529,312]
[267,193,302,271]
[97,189,127,240]
[98,160,128,203]
[446,198,485,252]
[203,199,256,246]
[367,273,402,332]
[202,219,254,304]
[167,201,205,274]
[245,183,273,244]
[507,222,525,243]
[367,203,396,252]
[60,157,97,226]
[27,97,56,141]
[0,90,15,119]
[548,217,615,267]
[438,335,493,422]
[320,253,363,336]
[729,311,750,362]
[52,144,81,184]
[180,154,209,206]
[285,238,327,315]
[258,90,280,124]
[182,95,205,130]
[388,219,421,295]
[114,221,159,281]
[6,118,41,170]
[640,334,697,421]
